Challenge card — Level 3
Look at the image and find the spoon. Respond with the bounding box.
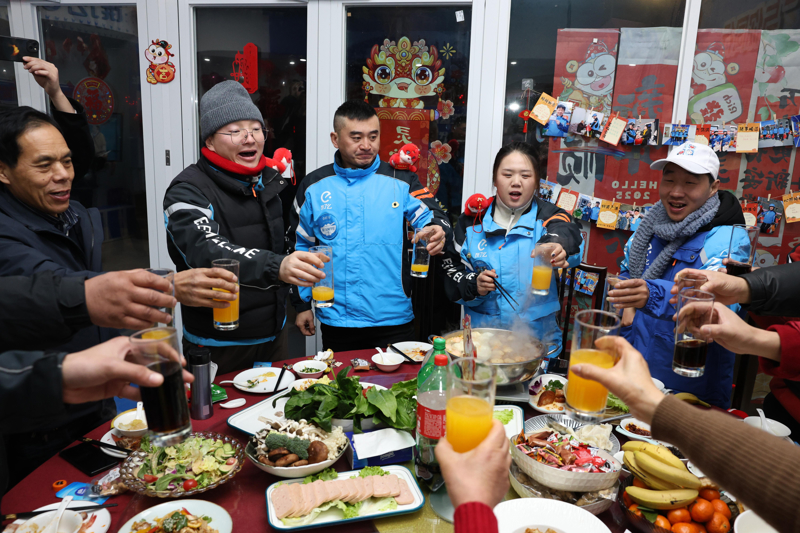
[134,401,144,423]
[757,408,774,435]
[218,380,249,387]
[219,398,246,409]
[375,347,386,364]
[45,496,72,533]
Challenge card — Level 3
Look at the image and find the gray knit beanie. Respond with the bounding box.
[199,80,264,141]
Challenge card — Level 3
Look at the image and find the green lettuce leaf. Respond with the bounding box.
[303,467,339,484]
[358,466,389,478]
[606,393,630,413]
[493,409,514,425]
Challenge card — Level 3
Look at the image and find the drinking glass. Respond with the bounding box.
[129,327,191,447]
[673,289,715,377]
[531,242,556,295]
[411,229,431,278]
[566,310,621,422]
[211,259,239,330]
[311,245,334,308]
[145,267,174,327]
[603,274,622,316]
[446,358,496,453]
[726,224,758,277]
[674,271,708,292]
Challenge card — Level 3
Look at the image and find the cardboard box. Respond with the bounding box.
[345,431,414,469]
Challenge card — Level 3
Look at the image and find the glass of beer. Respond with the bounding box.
[673,289,715,377]
[726,224,758,277]
[532,242,556,295]
[311,245,334,308]
[129,327,191,447]
[446,358,496,453]
[603,274,622,316]
[411,229,430,278]
[566,310,621,422]
[211,259,239,331]
[145,268,174,327]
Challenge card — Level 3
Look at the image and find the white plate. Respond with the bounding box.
[652,377,665,391]
[226,368,296,394]
[117,500,232,533]
[493,498,611,533]
[227,382,386,436]
[615,418,673,446]
[99,429,130,459]
[528,374,568,415]
[390,341,432,363]
[12,501,112,533]
[494,405,524,439]
[265,465,424,530]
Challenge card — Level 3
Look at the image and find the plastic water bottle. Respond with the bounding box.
[414,353,448,490]
[418,337,448,388]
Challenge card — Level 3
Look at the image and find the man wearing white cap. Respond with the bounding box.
[608,142,747,408]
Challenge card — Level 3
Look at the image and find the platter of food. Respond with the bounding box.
[494,405,524,439]
[223,367,296,394]
[390,341,432,363]
[266,465,424,530]
[99,428,142,459]
[117,499,232,533]
[245,417,349,478]
[9,501,112,533]
[616,418,673,446]
[493,498,612,533]
[511,415,621,492]
[528,375,567,414]
[119,432,244,498]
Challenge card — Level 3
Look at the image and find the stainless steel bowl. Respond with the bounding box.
[427,328,557,385]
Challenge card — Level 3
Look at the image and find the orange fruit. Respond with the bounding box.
[710,499,731,519]
[655,515,672,530]
[667,508,692,525]
[690,499,715,523]
[672,523,697,533]
[629,503,643,517]
[633,477,648,489]
[707,512,731,533]
[623,492,634,508]
[695,524,708,533]
[699,489,721,501]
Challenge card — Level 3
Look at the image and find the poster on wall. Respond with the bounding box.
[751,30,800,121]
[553,29,620,117]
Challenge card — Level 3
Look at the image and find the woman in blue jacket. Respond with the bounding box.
[441,142,584,353]
[609,142,747,407]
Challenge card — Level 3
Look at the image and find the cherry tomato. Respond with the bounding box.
[362,386,373,398]
[226,457,237,465]
[143,474,158,483]
[183,479,198,491]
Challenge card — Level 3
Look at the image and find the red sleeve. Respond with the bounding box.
[454,502,499,533]
[759,322,800,380]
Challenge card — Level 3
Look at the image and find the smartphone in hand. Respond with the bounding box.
[0,36,39,62]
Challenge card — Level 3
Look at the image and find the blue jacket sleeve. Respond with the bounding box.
[288,186,315,313]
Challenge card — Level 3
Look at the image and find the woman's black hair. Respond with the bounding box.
[0,106,61,169]
[491,141,542,185]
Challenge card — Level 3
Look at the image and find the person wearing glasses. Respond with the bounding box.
[163,81,325,372]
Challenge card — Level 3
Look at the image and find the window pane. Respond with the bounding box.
[345,6,472,338]
[195,7,307,226]
[39,6,148,271]
[0,7,18,109]
[503,0,685,272]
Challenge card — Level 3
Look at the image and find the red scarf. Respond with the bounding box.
[201,147,267,177]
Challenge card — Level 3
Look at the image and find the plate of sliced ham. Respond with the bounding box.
[266,465,424,530]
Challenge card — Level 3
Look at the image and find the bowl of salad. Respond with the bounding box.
[293,360,328,379]
[119,432,244,498]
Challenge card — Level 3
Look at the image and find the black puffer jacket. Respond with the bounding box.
[164,156,290,342]
[742,263,800,317]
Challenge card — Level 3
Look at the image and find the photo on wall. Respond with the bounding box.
[538,180,562,204]
[664,123,690,146]
[757,197,784,235]
[574,193,594,221]
[709,124,737,153]
[585,111,606,139]
[568,106,589,136]
[757,119,792,148]
[791,115,800,148]
[542,101,574,137]
[617,203,635,231]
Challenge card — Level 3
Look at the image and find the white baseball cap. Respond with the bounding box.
[650,141,720,180]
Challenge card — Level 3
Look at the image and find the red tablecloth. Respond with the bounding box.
[1,349,634,532]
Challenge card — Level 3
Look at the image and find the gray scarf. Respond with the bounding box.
[627,193,720,280]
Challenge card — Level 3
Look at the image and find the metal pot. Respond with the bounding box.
[427,328,558,386]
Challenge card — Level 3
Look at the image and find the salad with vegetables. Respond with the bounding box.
[130,509,216,533]
[135,435,239,494]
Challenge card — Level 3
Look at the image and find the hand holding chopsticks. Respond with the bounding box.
[477,268,518,311]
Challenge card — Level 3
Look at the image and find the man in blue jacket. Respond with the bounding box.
[290,100,450,352]
[608,142,747,407]
[761,204,777,233]
[543,104,569,137]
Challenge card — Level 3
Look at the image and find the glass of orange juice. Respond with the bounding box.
[411,228,430,278]
[212,259,239,331]
[445,358,496,453]
[311,245,334,308]
[532,242,556,295]
[566,309,621,422]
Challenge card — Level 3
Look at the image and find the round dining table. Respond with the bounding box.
[1,349,633,533]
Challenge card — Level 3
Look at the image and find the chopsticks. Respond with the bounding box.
[80,437,132,455]
[270,363,289,394]
[477,267,518,310]
[387,344,417,364]
[3,503,118,522]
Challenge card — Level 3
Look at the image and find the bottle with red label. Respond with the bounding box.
[414,351,448,490]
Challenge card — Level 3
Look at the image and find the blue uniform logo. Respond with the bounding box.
[318,213,338,239]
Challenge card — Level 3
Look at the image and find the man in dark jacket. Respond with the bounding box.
[164,81,325,373]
